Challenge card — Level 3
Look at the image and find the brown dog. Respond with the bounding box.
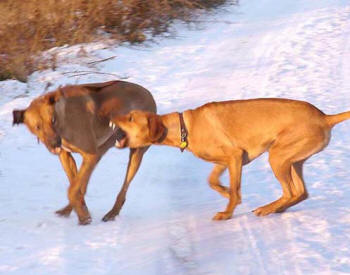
[13,80,156,224]
[110,98,350,220]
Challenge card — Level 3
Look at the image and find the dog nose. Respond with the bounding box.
[51,136,61,148]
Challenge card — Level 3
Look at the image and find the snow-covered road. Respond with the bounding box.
[1,0,350,274]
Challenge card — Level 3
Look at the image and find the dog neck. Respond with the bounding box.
[157,112,190,150]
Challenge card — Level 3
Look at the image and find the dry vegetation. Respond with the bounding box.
[0,0,226,82]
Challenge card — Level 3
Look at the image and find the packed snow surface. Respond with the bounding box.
[1,0,350,274]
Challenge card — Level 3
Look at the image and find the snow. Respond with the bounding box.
[1,0,350,274]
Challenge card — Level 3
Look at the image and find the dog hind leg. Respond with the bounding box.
[254,145,294,216]
[275,160,309,212]
[254,133,325,216]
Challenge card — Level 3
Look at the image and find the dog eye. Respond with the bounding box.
[129,115,133,122]
[36,125,41,131]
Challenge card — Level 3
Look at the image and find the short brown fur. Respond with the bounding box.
[111,98,350,220]
[13,80,156,224]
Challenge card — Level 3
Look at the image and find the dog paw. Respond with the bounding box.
[78,216,92,225]
[212,211,232,221]
[253,207,273,216]
[55,205,73,217]
[102,212,117,222]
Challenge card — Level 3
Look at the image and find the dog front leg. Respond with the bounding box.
[213,149,243,220]
[208,164,229,199]
[56,150,77,217]
[102,147,148,222]
[68,154,100,225]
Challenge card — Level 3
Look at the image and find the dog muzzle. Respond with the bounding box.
[114,127,127,148]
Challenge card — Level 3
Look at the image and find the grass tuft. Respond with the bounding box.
[0,0,227,82]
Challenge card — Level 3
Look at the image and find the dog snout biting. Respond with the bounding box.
[109,121,116,130]
[115,127,126,140]
[115,127,127,148]
[109,120,127,148]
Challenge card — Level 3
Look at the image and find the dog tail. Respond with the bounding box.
[325,111,350,127]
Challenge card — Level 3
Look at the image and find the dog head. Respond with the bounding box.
[110,110,165,149]
[12,91,62,154]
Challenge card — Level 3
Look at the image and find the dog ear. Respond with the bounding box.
[48,95,56,105]
[147,113,165,142]
[12,109,25,125]
[47,89,62,105]
[48,92,61,105]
